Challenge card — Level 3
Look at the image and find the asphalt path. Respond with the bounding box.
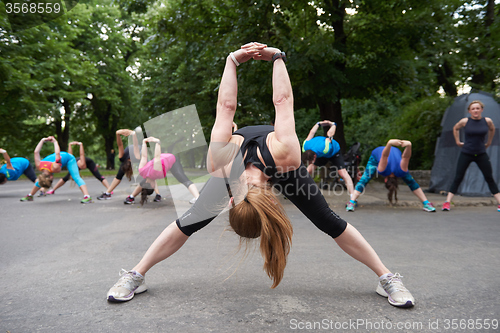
[1,178,499,332]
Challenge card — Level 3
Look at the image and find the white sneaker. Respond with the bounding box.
[107,269,147,302]
[189,197,197,204]
[376,273,415,307]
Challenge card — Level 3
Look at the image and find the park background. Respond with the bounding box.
[1,0,499,172]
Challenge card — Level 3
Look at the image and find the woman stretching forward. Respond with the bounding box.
[347,139,436,212]
[0,149,37,184]
[97,129,139,200]
[106,43,415,308]
[20,136,92,203]
[43,141,110,195]
[135,137,176,205]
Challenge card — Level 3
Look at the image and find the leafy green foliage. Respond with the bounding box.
[344,94,452,169]
[1,0,499,171]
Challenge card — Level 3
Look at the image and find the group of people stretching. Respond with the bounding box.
[301,122,438,212]
[1,129,200,205]
[301,105,500,213]
[2,43,499,311]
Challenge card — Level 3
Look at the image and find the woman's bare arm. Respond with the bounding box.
[453,118,468,147]
[485,117,495,148]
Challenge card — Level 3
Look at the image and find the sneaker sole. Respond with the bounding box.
[107,285,148,303]
[97,197,111,200]
[423,208,436,212]
[376,284,414,308]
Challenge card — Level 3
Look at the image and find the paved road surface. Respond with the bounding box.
[1,178,499,332]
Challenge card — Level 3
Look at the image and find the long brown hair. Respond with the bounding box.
[301,150,316,165]
[140,186,154,205]
[385,176,398,204]
[121,159,133,181]
[228,184,293,288]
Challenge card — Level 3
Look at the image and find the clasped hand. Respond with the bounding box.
[231,42,281,64]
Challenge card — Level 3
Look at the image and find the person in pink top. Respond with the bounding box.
[138,137,176,205]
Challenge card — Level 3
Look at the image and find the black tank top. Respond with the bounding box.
[233,125,278,179]
[120,146,130,163]
[462,117,488,155]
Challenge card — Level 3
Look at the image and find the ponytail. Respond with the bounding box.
[140,186,155,206]
[385,176,398,204]
[121,159,133,181]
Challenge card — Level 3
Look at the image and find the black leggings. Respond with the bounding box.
[449,152,499,195]
[24,164,37,182]
[62,158,105,183]
[170,159,193,188]
[116,161,127,181]
[176,164,348,238]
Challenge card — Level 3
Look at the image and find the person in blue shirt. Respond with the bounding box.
[0,149,37,184]
[41,141,110,195]
[347,139,436,212]
[302,120,355,211]
[19,136,92,203]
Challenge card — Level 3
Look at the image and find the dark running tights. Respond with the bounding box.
[24,164,37,182]
[449,152,499,195]
[176,164,348,238]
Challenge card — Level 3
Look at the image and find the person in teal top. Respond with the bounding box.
[301,120,355,211]
[19,136,93,204]
[0,149,37,184]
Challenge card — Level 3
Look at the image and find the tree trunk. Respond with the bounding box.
[187,150,195,168]
[105,136,115,170]
[470,0,496,90]
[318,0,347,152]
[200,151,207,169]
[91,94,119,170]
[435,60,457,97]
[60,98,71,151]
[318,100,347,152]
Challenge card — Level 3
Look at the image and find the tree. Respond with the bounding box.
[457,0,500,93]
[140,0,464,152]
[0,4,96,156]
[71,0,149,168]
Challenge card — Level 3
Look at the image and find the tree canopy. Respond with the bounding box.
[1,0,499,169]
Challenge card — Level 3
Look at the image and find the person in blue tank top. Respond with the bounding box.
[442,100,500,212]
[0,149,37,184]
[346,139,436,213]
[19,136,92,203]
[302,120,355,211]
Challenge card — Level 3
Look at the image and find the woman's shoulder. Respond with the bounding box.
[267,132,301,169]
